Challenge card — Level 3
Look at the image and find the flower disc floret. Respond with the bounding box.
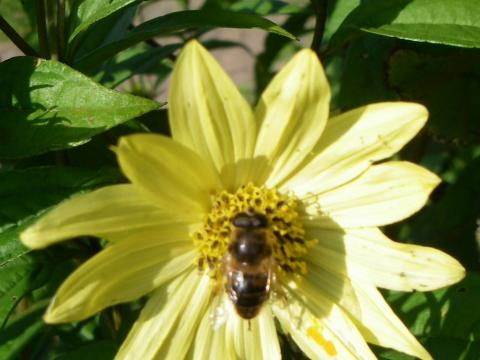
[192,183,316,277]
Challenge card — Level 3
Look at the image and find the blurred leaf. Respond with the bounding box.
[230,0,305,15]
[405,151,480,268]
[337,35,397,110]
[323,0,360,46]
[0,167,121,226]
[0,300,49,359]
[324,55,345,111]
[65,136,118,168]
[52,340,118,360]
[70,5,138,64]
[74,9,296,69]
[385,272,480,359]
[0,222,48,329]
[388,49,480,140]
[255,11,311,96]
[0,167,122,328]
[97,43,180,88]
[0,57,160,159]
[0,0,37,44]
[67,0,139,44]
[330,0,480,50]
[175,0,189,10]
[136,109,170,136]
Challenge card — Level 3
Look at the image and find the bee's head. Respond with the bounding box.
[232,212,269,229]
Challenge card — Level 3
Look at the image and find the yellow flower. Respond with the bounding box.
[21,41,465,360]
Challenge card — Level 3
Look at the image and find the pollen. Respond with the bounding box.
[191,183,316,277]
[307,321,337,356]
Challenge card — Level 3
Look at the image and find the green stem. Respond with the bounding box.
[46,1,58,59]
[0,16,40,56]
[310,0,327,59]
[36,0,51,58]
[56,0,66,61]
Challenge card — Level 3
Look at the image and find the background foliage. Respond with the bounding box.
[0,0,479,359]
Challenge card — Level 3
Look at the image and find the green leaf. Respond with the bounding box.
[74,9,296,69]
[70,5,138,63]
[0,167,121,226]
[388,48,480,140]
[337,35,397,110]
[97,43,181,88]
[67,0,139,44]
[0,222,48,329]
[0,57,160,159]
[229,0,305,16]
[323,0,360,46]
[52,340,118,360]
[0,167,121,328]
[0,301,49,359]
[0,0,37,43]
[386,272,480,359]
[254,11,310,96]
[404,152,480,268]
[330,0,480,50]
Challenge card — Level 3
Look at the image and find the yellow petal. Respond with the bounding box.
[226,307,281,360]
[282,102,428,196]
[304,161,440,227]
[302,267,432,359]
[257,307,281,360]
[305,227,465,291]
[253,49,331,187]
[350,283,433,360]
[193,300,236,360]
[116,134,222,218]
[305,262,361,321]
[273,283,376,360]
[20,184,177,249]
[45,233,195,323]
[115,271,211,360]
[169,40,256,190]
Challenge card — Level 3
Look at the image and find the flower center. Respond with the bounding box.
[191,183,316,278]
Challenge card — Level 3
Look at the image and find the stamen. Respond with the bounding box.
[191,183,316,278]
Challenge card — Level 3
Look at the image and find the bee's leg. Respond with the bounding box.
[248,319,252,331]
[270,270,289,308]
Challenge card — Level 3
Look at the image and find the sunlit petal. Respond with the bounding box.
[302,267,432,359]
[282,103,428,196]
[45,233,195,323]
[253,49,330,187]
[115,271,210,360]
[304,161,440,227]
[273,283,375,360]
[193,301,236,360]
[305,227,465,291]
[116,134,222,218]
[350,283,432,360]
[226,307,281,360]
[19,184,186,249]
[304,261,361,321]
[169,40,256,190]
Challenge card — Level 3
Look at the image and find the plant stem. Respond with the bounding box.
[310,0,328,59]
[36,0,51,58]
[56,0,66,61]
[0,16,40,56]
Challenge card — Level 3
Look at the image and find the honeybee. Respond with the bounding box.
[223,211,275,319]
